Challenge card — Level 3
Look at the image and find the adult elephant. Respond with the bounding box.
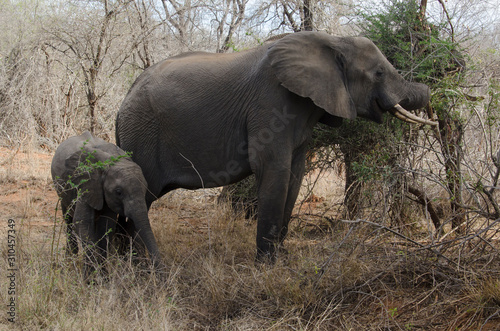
[116,31,435,260]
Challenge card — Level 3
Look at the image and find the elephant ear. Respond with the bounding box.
[64,150,104,211]
[268,32,356,120]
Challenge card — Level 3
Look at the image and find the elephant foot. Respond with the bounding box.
[255,242,288,264]
[255,251,275,264]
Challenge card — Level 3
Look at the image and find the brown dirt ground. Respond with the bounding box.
[1,147,59,249]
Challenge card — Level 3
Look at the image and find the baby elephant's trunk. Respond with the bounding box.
[125,204,163,270]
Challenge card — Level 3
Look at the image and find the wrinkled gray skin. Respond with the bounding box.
[116,32,431,260]
[51,131,161,273]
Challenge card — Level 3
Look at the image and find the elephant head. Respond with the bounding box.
[63,145,150,218]
[268,32,435,126]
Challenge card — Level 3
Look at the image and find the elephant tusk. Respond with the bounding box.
[390,104,438,126]
[389,108,419,124]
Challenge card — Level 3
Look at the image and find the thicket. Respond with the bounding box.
[308,0,500,237]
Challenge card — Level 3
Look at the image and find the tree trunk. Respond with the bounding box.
[302,0,313,31]
[408,185,441,230]
[86,67,98,134]
[342,147,362,219]
[438,111,465,232]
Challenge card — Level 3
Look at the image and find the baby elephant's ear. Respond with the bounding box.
[268,32,357,120]
[64,152,104,211]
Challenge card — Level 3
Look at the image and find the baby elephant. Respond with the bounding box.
[51,131,161,275]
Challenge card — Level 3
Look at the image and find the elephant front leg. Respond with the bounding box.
[73,202,98,279]
[114,215,136,256]
[95,208,118,265]
[113,216,149,265]
[255,168,290,261]
[280,149,307,244]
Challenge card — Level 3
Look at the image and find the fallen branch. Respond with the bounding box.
[326,219,464,271]
[408,185,442,230]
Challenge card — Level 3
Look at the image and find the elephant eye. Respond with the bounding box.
[375,68,385,78]
[115,187,123,196]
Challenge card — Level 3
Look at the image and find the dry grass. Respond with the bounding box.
[1,147,500,330]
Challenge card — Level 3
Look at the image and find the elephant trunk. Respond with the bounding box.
[390,82,437,126]
[126,204,163,269]
[399,82,431,111]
